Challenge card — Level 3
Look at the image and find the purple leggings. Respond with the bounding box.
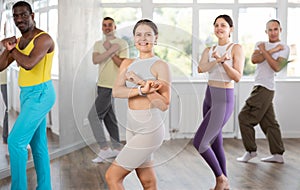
[193,86,234,177]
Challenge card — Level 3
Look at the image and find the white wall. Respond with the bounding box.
[166,80,300,139]
[58,0,101,148]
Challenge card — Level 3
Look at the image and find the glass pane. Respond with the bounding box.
[153,8,193,77]
[199,10,232,47]
[48,9,57,36]
[287,8,300,77]
[39,0,48,7]
[39,12,48,32]
[153,0,192,3]
[33,1,40,9]
[49,0,58,6]
[198,0,233,3]
[239,0,276,2]
[238,7,276,76]
[102,8,142,58]
[100,0,140,3]
[35,12,40,29]
[49,9,58,76]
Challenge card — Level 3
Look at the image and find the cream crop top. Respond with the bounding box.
[125,56,160,88]
[208,43,235,83]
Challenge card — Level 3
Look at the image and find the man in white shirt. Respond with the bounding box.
[237,19,290,163]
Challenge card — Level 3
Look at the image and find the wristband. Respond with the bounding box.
[137,85,146,96]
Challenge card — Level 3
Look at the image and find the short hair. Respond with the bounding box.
[12,1,33,14]
[103,17,115,23]
[133,19,158,35]
[266,19,281,27]
[213,14,233,28]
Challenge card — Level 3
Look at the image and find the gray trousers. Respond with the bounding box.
[238,85,285,155]
[1,84,8,144]
[88,86,120,149]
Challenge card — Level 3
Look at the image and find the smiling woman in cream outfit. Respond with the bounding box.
[105,19,171,190]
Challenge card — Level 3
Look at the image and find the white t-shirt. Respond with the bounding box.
[254,41,290,91]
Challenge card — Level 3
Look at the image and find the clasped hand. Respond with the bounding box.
[125,71,162,94]
[126,71,146,85]
[212,51,230,64]
[258,42,284,54]
[103,40,120,54]
[141,80,162,95]
[1,36,17,51]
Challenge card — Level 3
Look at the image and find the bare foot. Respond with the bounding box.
[213,174,229,190]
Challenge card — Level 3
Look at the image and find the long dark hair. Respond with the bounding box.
[213,14,233,27]
[133,19,158,35]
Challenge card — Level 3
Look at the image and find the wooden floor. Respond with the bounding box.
[0,138,300,190]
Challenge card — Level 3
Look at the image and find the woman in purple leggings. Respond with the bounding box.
[193,14,245,190]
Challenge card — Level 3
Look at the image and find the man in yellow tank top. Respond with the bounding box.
[0,1,55,190]
[88,17,129,163]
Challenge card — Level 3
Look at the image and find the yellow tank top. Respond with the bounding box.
[16,32,54,87]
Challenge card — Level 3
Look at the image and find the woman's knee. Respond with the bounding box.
[105,167,116,185]
[139,173,157,189]
[136,167,157,189]
[105,164,128,187]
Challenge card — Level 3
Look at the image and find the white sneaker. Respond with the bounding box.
[92,156,104,163]
[111,149,121,157]
[237,152,257,162]
[91,148,119,163]
[261,154,284,163]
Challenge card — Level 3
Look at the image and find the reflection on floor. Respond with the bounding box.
[0,110,59,175]
[1,138,300,190]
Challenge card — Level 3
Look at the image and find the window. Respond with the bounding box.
[238,7,276,76]
[199,10,232,47]
[22,0,299,79]
[153,8,193,77]
[153,0,193,3]
[102,8,142,58]
[49,9,58,77]
[238,0,276,3]
[33,0,58,76]
[287,8,300,77]
[198,0,233,3]
[100,0,140,3]
[39,12,47,31]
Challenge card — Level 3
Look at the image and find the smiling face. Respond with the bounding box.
[213,17,232,40]
[134,24,157,53]
[102,19,116,36]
